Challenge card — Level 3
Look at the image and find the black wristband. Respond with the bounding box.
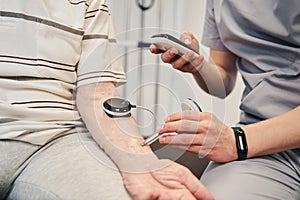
[232,127,248,160]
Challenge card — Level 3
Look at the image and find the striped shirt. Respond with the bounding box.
[0,0,126,145]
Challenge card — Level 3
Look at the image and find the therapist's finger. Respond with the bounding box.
[188,55,205,73]
[149,44,165,54]
[159,120,205,134]
[171,54,205,75]
[171,51,197,70]
[170,144,214,159]
[165,111,209,123]
[160,47,179,63]
[159,133,205,145]
[180,31,200,51]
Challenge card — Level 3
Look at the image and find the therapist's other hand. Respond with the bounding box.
[122,159,214,200]
[149,31,205,75]
[158,111,237,163]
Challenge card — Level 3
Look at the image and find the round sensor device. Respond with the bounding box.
[102,97,134,117]
[181,98,202,112]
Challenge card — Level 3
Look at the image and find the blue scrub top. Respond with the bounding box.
[201,0,300,124]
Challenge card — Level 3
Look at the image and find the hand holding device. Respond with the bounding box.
[142,98,202,146]
[102,97,202,147]
[151,33,199,60]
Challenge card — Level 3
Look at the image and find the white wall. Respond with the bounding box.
[108,0,244,137]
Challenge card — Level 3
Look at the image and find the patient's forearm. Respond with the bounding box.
[76,82,158,172]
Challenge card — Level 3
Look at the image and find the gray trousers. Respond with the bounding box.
[2,132,300,200]
[0,133,131,200]
[201,149,300,200]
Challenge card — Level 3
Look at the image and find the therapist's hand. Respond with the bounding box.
[122,159,214,200]
[158,111,237,163]
[149,31,205,75]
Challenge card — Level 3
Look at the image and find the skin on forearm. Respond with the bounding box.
[192,49,237,98]
[192,61,232,98]
[76,82,159,172]
[243,106,300,158]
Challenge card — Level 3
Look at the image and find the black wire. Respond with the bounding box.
[136,0,155,11]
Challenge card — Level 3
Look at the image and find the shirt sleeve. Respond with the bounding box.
[77,0,126,87]
[201,0,228,51]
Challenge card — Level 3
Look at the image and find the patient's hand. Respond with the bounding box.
[122,159,214,200]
